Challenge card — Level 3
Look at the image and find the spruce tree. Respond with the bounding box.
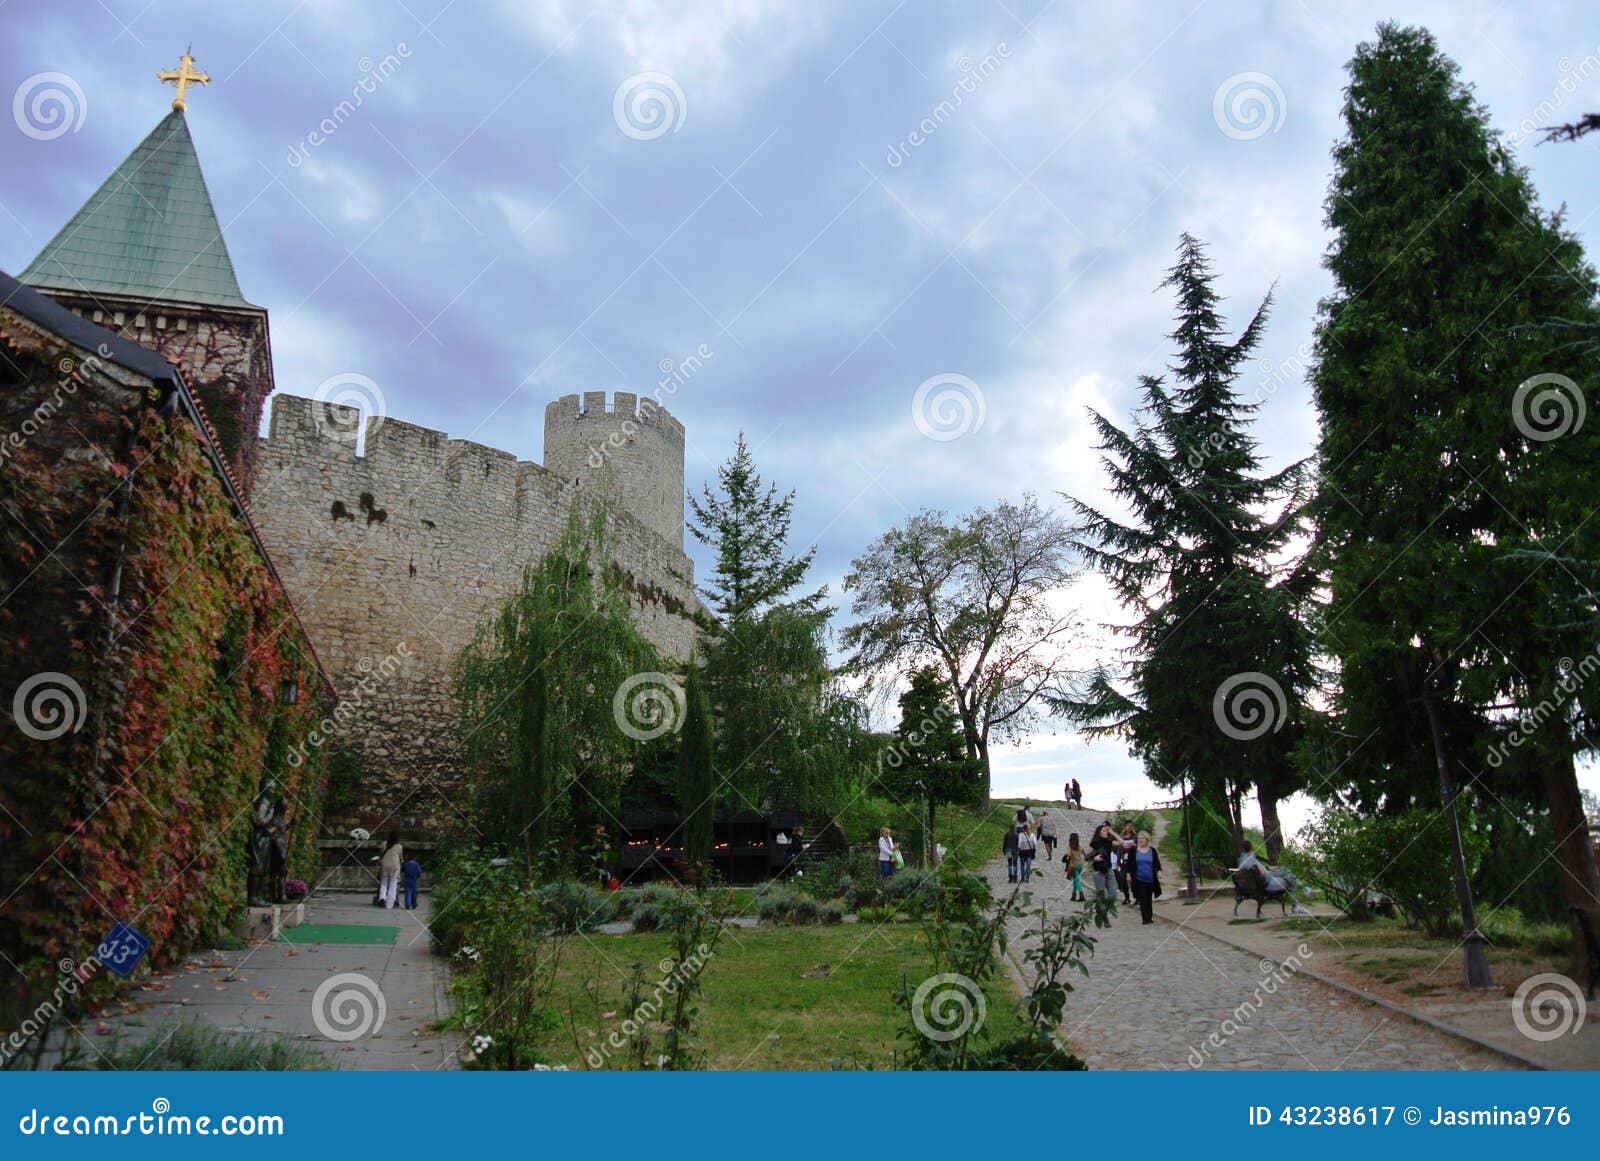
[689,436,841,813]
[1312,24,1600,934]
[1055,234,1312,859]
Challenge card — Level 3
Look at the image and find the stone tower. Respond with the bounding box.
[18,109,273,489]
[543,391,687,550]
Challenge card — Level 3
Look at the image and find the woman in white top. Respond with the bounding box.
[878,827,899,878]
[378,836,404,908]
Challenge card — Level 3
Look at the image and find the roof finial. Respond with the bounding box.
[157,49,210,112]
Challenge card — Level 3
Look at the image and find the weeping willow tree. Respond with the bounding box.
[454,507,664,868]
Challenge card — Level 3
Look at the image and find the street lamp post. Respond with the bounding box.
[1419,686,1494,988]
[1181,773,1199,898]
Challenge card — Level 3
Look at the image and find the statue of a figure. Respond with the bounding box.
[247,783,276,907]
[268,800,290,904]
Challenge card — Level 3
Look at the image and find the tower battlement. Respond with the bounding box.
[543,390,687,551]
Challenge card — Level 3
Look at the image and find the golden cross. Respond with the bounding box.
[157,49,210,112]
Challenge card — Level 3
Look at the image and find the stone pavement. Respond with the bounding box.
[97,893,459,1070]
[982,846,1516,1071]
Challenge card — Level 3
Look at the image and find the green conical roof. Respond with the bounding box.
[21,110,255,309]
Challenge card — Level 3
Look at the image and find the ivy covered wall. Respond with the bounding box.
[0,314,330,993]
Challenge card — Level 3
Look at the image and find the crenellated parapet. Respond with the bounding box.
[542,390,687,550]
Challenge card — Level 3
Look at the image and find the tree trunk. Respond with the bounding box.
[1541,750,1600,957]
[1258,789,1285,862]
[1224,781,1245,854]
[975,735,991,809]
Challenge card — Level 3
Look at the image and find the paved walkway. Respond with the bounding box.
[98,893,459,1070]
[983,844,1514,1071]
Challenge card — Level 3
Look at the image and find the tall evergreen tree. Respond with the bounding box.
[1054,234,1312,860]
[689,436,846,813]
[688,433,824,621]
[676,665,716,868]
[1312,24,1600,937]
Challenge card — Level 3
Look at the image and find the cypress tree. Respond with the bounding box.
[1312,24,1600,934]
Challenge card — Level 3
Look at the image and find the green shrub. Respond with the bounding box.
[789,895,823,925]
[630,902,664,932]
[857,904,899,924]
[756,884,800,923]
[614,883,680,919]
[66,1023,324,1071]
[1300,805,1487,936]
[535,880,617,933]
[819,900,846,925]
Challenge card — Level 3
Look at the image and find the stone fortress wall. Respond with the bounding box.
[250,390,698,832]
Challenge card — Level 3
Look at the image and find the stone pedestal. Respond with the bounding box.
[235,902,307,941]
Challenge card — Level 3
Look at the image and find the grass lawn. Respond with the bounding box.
[1268,914,1577,1000]
[532,922,1026,1070]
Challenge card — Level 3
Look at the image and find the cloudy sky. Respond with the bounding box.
[4,1,1598,831]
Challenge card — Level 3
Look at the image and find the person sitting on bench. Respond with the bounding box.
[1237,844,1310,915]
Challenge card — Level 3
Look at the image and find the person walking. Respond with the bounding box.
[1038,812,1058,860]
[402,851,422,910]
[378,835,403,909]
[1002,821,1020,883]
[1070,778,1083,808]
[1016,822,1038,883]
[1129,831,1163,924]
[1088,823,1117,902]
[1117,821,1138,904]
[878,827,900,879]
[1066,833,1086,901]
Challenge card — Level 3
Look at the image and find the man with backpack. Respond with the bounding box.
[1002,823,1020,883]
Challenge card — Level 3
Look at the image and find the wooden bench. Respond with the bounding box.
[1232,865,1288,918]
[1574,906,1600,1001]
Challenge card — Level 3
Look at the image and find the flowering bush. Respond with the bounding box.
[283,879,309,902]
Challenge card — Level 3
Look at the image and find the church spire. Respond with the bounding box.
[20,107,251,308]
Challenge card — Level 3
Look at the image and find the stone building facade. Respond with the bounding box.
[251,389,700,831]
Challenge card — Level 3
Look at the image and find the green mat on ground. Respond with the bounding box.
[276,923,399,945]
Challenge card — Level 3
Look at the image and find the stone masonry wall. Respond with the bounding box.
[250,392,699,834]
